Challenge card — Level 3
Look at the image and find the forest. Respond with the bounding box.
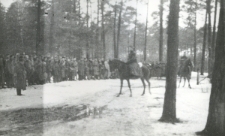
[0,0,219,73]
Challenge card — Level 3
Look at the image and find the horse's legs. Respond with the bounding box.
[188,78,192,89]
[183,77,186,87]
[145,77,151,94]
[141,78,146,96]
[178,76,182,88]
[126,79,132,97]
[117,79,123,97]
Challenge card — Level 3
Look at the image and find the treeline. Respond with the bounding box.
[0,0,219,71]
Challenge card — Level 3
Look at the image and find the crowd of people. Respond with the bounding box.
[0,53,114,94]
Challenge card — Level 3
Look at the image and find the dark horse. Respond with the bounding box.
[178,58,194,88]
[108,59,151,97]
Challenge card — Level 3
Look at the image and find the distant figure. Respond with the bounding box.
[127,49,142,77]
[178,52,188,76]
[14,55,26,96]
[0,55,4,88]
[78,58,85,80]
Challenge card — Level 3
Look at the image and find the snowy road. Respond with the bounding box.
[0,73,211,136]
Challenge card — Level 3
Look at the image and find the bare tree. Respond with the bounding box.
[211,0,218,74]
[113,1,117,58]
[133,0,138,50]
[193,0,198,70]
[196,1,225,135]
[207,0,212,77]
[95,0,100,58]
[201,11,208,75]
[144,0,149,61]
[159,0,180,123]
[86,0,90,59]
[116,0,123,58]
[36,0,41,55]
[159,0,164,62]
[101,0,106,59]
[49,0,55,54]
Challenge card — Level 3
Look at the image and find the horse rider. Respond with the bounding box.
[178,52,188,76]
[127,49,142,77]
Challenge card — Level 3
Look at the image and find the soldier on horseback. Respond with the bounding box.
[178,52,188,76]
[127,49,142,77]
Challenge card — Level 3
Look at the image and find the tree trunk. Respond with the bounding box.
[95,0,100,59]
[193,0,197,71]
[78,0,82,58]
[101,0,106,59]
[196,1,225,135]
[113,2,117,58]
[49,0,54,54]
[86,0,89,59]
[159,0,180,123]
[159,0,164,62]
[211,0,218,75]
[201,12,208,75]
[207,0,212,78]
[144,1,149,61]
[117,0,123,59]
[133,0,138,51]
[36,0,41,55]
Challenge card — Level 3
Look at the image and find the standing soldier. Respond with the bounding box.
[28,55,35,85]
[4,55,11,88]
[65,58,70,80]
[93,59,99,79]
[104,60,110,79]
[74,58,78,81]
[0,55,4,88]
[60,57,66,81]
[52,58,59,83]
[78,58,85,80]
[67,58,73,80]
[40,57,47,84]
[46,57,53,83]
[24,55,31,86]
[88,59,93,79]
[14,55,26,95]
[84,58,90,80]
[8,55,14,87]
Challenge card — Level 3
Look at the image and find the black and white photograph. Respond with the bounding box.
[0,0,224,135]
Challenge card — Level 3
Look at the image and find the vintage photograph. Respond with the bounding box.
[0,0,224,135]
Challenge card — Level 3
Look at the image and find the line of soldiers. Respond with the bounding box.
[0,53,114,95]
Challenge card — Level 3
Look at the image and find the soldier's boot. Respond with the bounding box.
[17,89,22,96]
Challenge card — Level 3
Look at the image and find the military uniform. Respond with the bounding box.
[178,55,188,76]
[53,60,60,83]
[14,56,26,95]
[93,59,99,79]
[78,59,85,80]
[84,59,90,80]
[127,50,142,77]
[74,59,78,80]
[0,56,4,88]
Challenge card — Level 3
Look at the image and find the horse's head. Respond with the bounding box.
[108,59,116,72]
[108,59,123,72]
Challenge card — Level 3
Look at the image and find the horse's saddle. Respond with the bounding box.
[128,62,143,77]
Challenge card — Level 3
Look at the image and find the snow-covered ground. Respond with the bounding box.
[0,72,211,136]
